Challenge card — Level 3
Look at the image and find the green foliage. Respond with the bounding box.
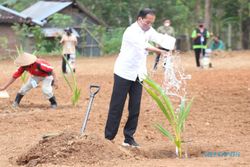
[62,57,81,106]
[48,13,74,28]
[11,23,61,54]
[11,12,74,54]
[103,27,125,54]
[1,0,38,11]
[0,0,17,6]
[36,37,61,54]
[20,71,28,83]
[143,76,193,158]
[15,46,29,83]
[11,23,29,40]
[3,0,250,50]
[78,0,194,34]
[0,37,8,49]
[80,20,105,49]
[80,21,125,55]
[29,25,45,51]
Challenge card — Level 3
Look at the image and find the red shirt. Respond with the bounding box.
[13,59,54,78]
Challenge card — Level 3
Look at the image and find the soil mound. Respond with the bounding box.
[16,132,133,166]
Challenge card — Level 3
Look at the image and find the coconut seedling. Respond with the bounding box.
[143,76,193,158]
[20,71,28,83]
[62,57,81,106]
[16,46,29,83]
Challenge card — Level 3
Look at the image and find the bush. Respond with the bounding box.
[102,27,125,55]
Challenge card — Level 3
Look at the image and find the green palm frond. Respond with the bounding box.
[177,98,193,132]
[62,56,81,106]
[143,76,193,158]
[155,124,174,142]
[144,86,172,123]
[62,71,73,91]
[144,76,176,122]
[20,71,28,83]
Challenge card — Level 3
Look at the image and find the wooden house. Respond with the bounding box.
[0,0,105,57]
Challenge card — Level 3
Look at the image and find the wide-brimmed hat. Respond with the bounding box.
[14,52,37,66]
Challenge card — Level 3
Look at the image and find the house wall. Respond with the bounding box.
[0,3,103,58]
[0,24,18,59]
[0,24,35,59]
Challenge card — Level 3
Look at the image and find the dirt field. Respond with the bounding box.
[0,51,250,167]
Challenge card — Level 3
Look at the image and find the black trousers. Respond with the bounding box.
[62,54,70,73]
[194,48,205,67]
[105,74,142,141]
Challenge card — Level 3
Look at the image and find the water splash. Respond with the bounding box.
[161,52,191,104]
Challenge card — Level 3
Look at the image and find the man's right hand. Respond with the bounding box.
[161,50,170,57]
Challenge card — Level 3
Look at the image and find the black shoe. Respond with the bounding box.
[49,96,57,109]
[13,93,24,108]
[122,139,140,148]
[209,62,213,68]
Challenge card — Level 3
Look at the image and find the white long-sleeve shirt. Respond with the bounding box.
[114,22,164,81]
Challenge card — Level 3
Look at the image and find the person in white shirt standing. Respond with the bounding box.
[60,27,78,73]
[104,8,168,147]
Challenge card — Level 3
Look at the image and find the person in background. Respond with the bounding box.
[157,19,175,37]
[60,27,77,73]
[210,35,225,51]
[0,52,58,108]
[153,19,175,70]
[191,20,210,67]
[104,8,168,148]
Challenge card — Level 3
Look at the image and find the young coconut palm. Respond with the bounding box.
[62,57,81,106]
[16,46,31,83]
[20,71,28,83]
[143,76,193,158]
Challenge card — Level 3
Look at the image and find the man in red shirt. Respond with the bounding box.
[0,52,58,108]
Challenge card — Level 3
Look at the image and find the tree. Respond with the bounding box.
[204,0,211,29]
[1,0,249,50]
[240,0,250,49]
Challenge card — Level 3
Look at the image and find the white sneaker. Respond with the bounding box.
[50,104,57,109]
[12,101,19,108]
[122,139,140,148]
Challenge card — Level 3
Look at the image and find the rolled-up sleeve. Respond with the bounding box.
[148,28,165,45]
[12,67,24,78]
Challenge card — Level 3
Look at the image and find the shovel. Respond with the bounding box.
[80,85,100,135]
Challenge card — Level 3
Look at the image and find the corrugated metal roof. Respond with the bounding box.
[21,1,72,21]
[0,5,43,25]
[42,27,79,37]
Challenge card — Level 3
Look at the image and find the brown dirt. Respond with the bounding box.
[0,50,250,167]
[16,132,133,167]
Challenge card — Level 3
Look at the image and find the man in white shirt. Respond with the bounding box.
[104,8,168,147]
